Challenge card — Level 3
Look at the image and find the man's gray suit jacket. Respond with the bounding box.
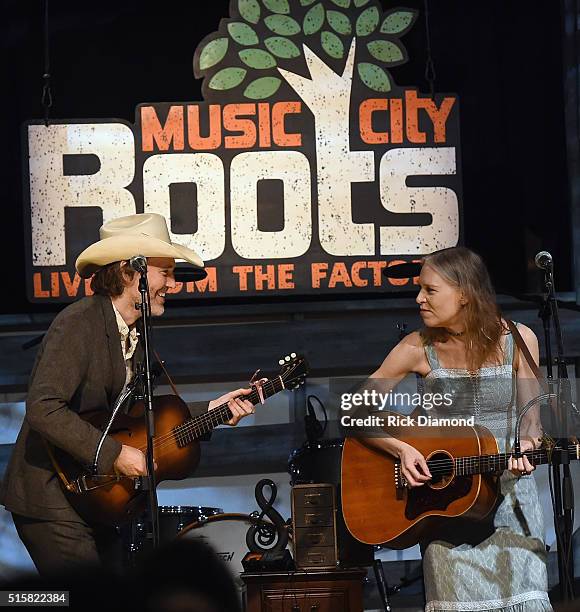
[0,294,207,521]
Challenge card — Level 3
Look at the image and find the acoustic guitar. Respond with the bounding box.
[51,354,308,526]
[341,420,579,549]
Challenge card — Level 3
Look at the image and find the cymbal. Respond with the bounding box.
[382,262,422,279]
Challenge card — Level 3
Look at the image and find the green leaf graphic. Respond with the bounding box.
[354,0,370,6]
[380,10,416,35]
[356,6,379,37]
[239,0,260,24]
[330,0,350,7]
[358,62,391,92]
[367,40,404,64]
[321,31,344,59]
[209,67,247,90]
[300,0,316,5]
[327,10,352,35]
[265,14,301,35]
[199,37,229,71]
[303,3,325,36]
[265,36,301,58]
[263,0,290,14]
[244,76,282,99]
[239,48,277,69]
[228,22,259,46]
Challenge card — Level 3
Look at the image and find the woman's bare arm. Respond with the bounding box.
[361,332,432,486]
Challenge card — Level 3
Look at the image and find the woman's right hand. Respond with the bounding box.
[396,442,432,487]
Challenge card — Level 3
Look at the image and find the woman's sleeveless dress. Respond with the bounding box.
[421,331,552,612]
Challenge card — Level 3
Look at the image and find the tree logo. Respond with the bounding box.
[195,0,417,100]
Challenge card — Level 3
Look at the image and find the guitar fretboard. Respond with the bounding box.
[172,377,285,447]
[427,444,580,477]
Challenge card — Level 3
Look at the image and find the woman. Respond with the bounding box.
[368,247,551,611]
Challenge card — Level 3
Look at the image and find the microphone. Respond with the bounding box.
[534,251,553,271]
[129,255,147,274]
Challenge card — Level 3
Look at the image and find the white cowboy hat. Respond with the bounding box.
[75,213,204,278]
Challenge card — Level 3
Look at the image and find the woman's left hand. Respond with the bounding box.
[507,437,536,476]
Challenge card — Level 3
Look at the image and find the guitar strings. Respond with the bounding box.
[418,447,572,476]
[135,378,281,456]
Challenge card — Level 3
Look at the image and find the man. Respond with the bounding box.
[0,213,254,576]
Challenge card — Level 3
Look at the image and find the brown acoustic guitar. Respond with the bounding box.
[341,420,579,549]
[51,354,308,526]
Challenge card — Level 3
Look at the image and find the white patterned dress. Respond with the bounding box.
[420,331,552,612]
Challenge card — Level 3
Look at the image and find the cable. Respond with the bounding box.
[423,0,437,100]
[41,0,53,126]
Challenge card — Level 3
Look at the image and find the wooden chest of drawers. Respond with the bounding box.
[241,569,366,612]
[292,483,338,570]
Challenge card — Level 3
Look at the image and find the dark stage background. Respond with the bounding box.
[2,3,580,592]
[0,0,573,316]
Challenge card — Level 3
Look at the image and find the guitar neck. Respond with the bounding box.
[173,377,285,446]
[453,444,580,477]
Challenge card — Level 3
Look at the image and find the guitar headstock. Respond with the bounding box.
[278,353,309,390]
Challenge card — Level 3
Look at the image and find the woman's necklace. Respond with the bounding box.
[446,328,464,337]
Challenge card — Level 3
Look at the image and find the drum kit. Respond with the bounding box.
[125,506,279,580]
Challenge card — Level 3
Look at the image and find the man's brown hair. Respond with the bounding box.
[90,262,135,297]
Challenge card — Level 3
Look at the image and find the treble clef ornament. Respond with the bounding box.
[246,478,289,554]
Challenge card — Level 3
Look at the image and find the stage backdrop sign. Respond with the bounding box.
[23,0,462,302]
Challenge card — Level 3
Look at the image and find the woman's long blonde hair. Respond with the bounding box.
[419,247,506,371]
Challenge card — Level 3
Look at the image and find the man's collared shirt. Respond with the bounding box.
[111,300,139,387]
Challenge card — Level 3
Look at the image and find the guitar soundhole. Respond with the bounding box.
[427,451,454,490]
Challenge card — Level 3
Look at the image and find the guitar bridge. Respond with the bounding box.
[394,462,408,499]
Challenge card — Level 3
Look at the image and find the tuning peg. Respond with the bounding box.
[279,359,285,366]
[291,352,296,358]
[285,356,290,362]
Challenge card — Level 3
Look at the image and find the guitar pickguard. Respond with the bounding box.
[405,476,472,520]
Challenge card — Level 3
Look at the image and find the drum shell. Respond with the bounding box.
[158,506,223,543]
[288,440,343,486]
[179,513,277,581]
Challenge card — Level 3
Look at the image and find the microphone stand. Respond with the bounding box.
[135,265,160,549]
[92,374,143,476]
[538,263,575,601]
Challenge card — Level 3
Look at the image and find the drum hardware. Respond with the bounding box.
[122,505,222,566]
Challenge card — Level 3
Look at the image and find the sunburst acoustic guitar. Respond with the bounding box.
[49,354,308,526]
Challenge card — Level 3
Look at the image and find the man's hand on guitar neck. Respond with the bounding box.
[208,387,255,426]
[114,444,157,476]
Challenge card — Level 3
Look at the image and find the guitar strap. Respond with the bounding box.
[505,319,548,393]
[43,439,76,492]
[153,349,181,396]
